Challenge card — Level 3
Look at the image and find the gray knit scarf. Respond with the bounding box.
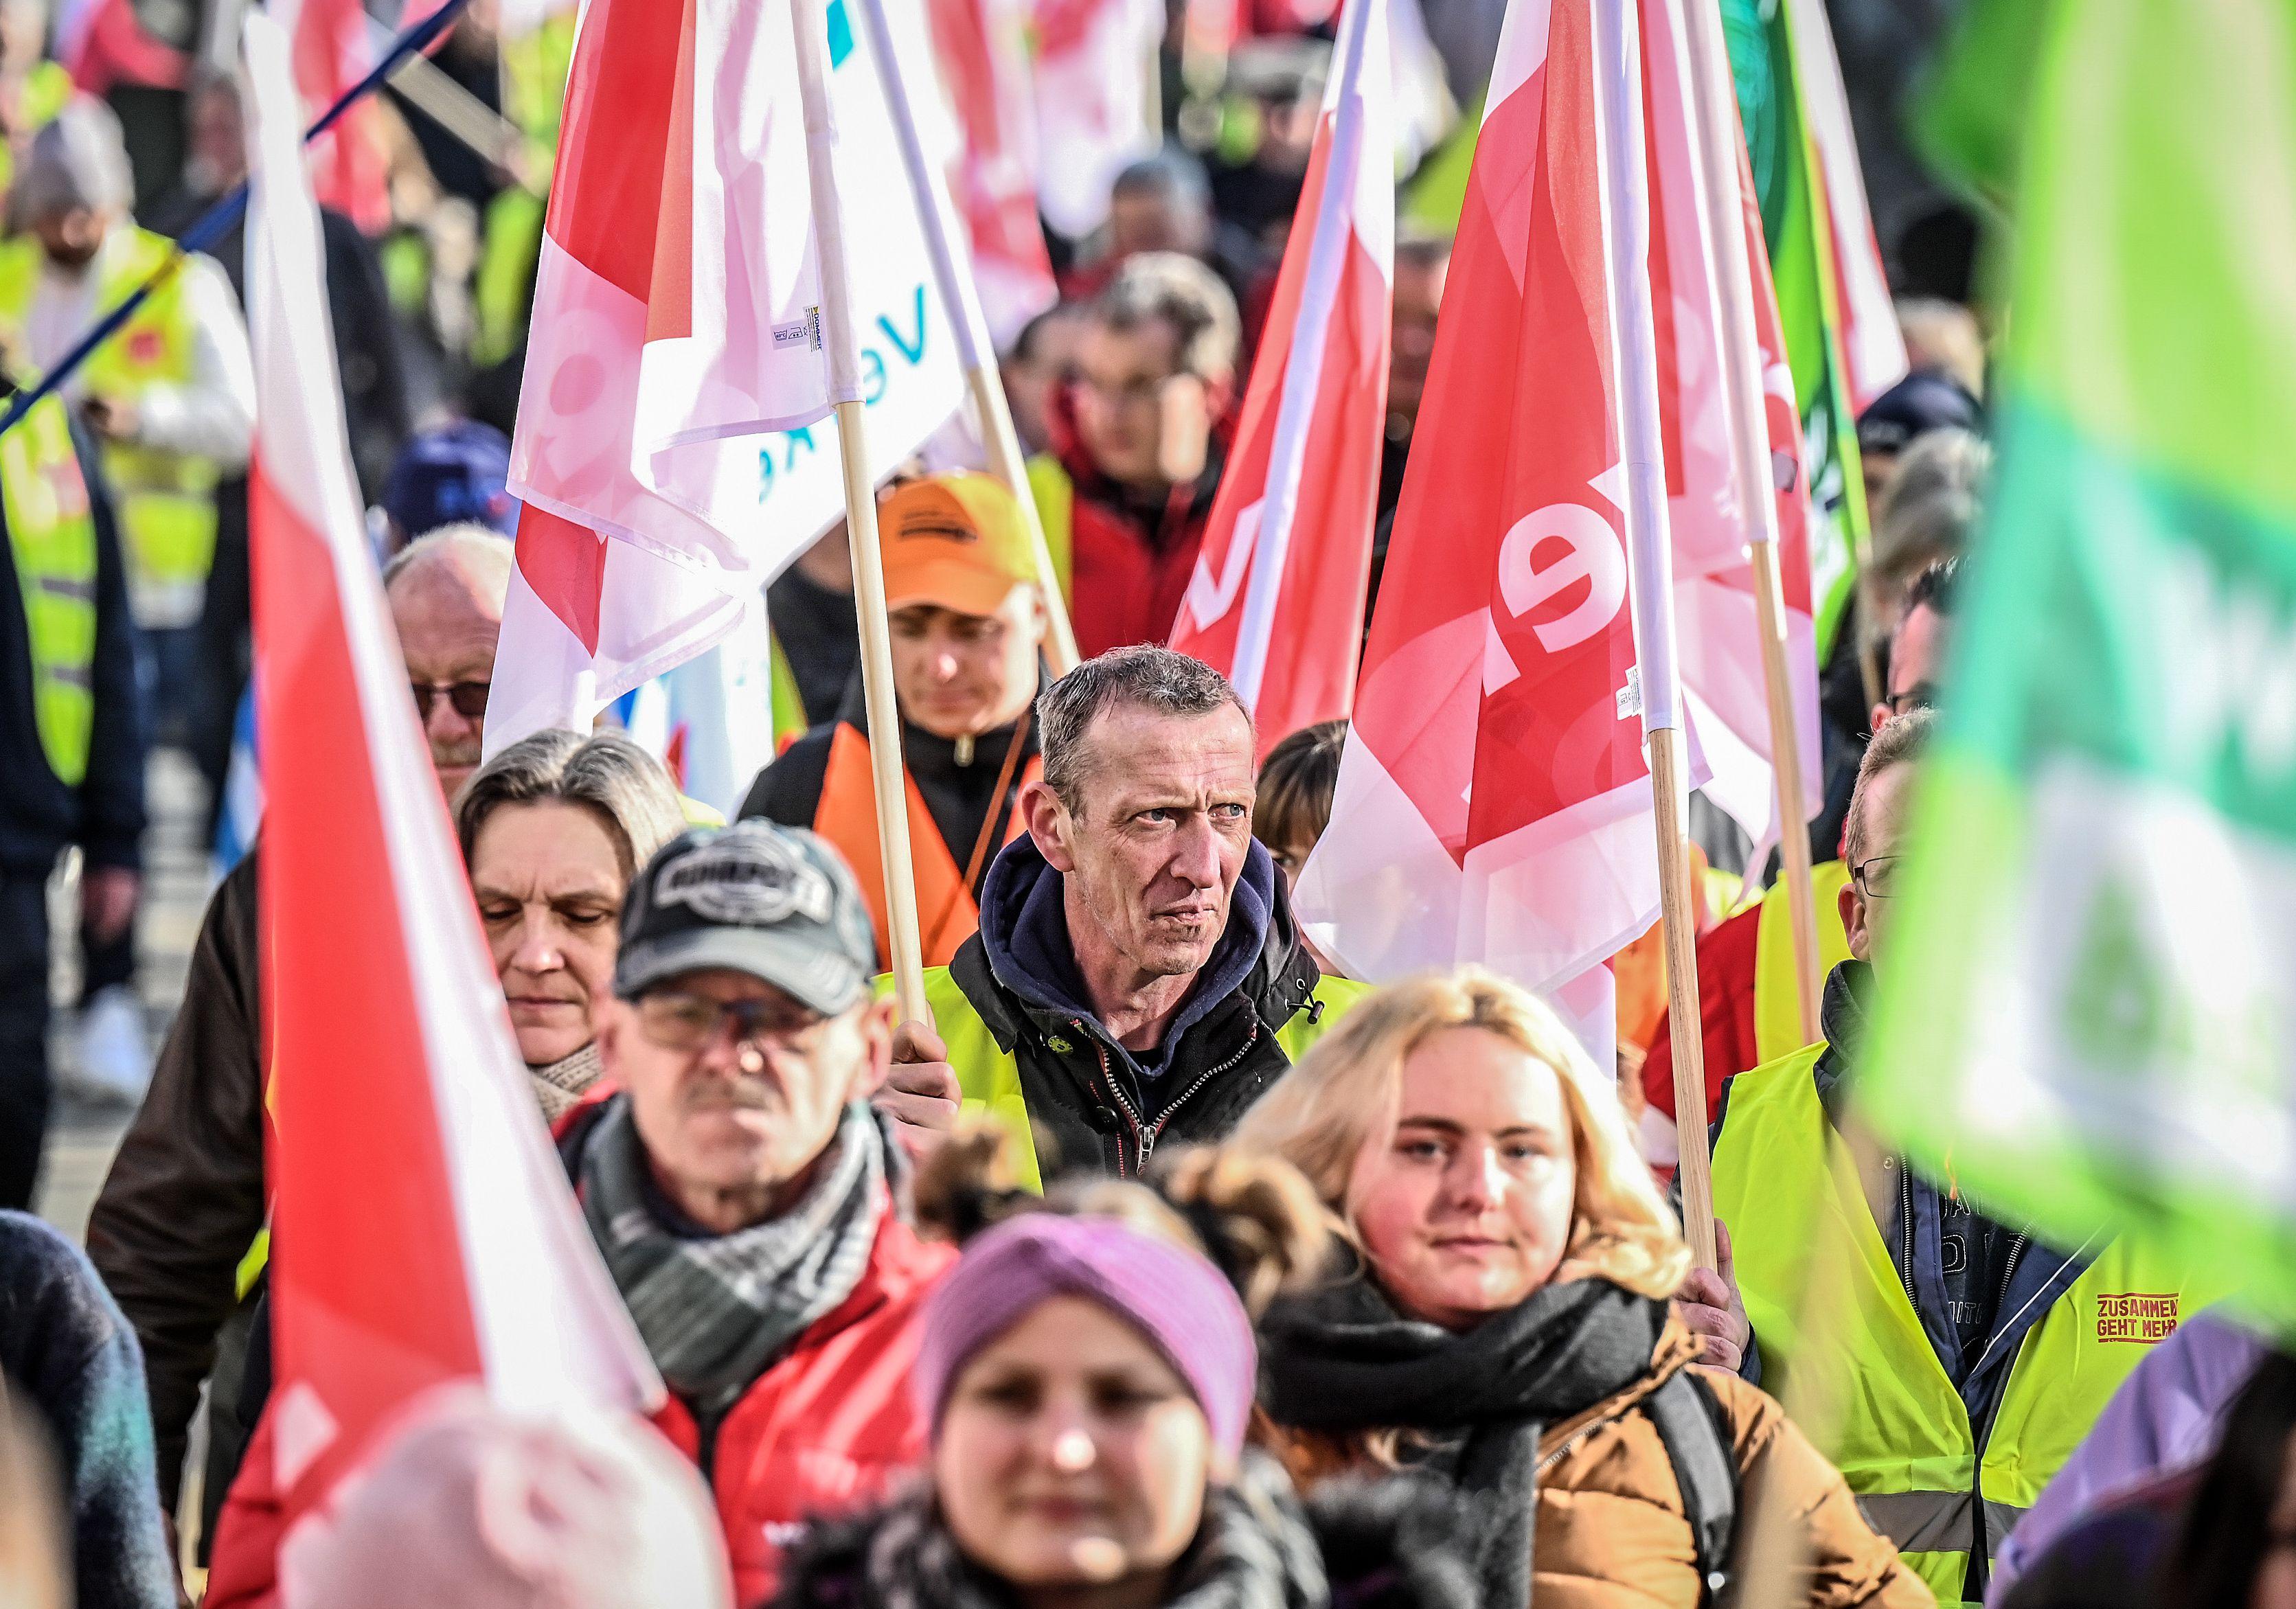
[578,1097,889,1415]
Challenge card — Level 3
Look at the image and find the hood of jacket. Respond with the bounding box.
[967,830,1307,1077]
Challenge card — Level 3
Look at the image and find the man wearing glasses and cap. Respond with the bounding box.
[205,819,953,1607]
[741,470,1048,973]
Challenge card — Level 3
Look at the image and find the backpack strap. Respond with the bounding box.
[1645,1370,1739,1605]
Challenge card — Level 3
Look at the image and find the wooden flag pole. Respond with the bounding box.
[1676,0,1823,1046]
[854,0,1081,676]
[795,0,929,1023]
[1591,0,1714,1273]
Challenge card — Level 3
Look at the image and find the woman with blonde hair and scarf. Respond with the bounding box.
[1236,968,1930,1609]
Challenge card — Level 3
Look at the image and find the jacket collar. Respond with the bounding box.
[959,834,1317,1064]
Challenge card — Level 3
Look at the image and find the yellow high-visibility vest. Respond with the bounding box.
[1,391,99,784]
[905,963,1367,1191]
[0,228,222,630]
[1713,1045,2236,1606]
[1749,858,1856,1064]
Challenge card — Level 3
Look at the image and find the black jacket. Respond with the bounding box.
[773,1455,1480,1609]
[0,422,145,874]
[945,834,1330,1178]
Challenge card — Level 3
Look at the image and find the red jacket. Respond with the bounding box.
[1046,393,1229,659]
[203,1104,953,1608]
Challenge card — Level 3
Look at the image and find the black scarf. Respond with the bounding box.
[1258,1272,1666,1609]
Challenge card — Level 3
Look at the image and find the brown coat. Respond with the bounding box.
[1273,1323,1933,1609]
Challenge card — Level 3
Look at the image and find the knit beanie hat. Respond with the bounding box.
[277,1384,734,1609]
[912,1213,1258,1457]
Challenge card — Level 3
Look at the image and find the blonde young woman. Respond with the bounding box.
[1235,969,1931,1609]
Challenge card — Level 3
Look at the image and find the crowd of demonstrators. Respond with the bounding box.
[772,1128,1482,1609]
[742,472,1050,973]
[881,646,1365,1185]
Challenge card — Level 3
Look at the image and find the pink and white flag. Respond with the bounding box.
[1294,0,1695,1062]
[928,0,1058,345]
[1169,0,1391,755]
[488,0,966,760]
[1641,0,1819,845]
[1784,0,1904,412]
[1031,0,1164,240]
[240,9,657,1536]
[277,0,391,233]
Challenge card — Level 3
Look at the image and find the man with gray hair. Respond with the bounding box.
[884,646,1364,1182]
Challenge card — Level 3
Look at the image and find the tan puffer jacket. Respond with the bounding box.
[1276,1322,1934,1609]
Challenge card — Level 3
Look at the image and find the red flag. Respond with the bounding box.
[926,0,1058,345]
[1031,0,1163,238]
[489,0,965,756]
[1169,0,1391,754]
[1295,0,1690,1057]
[240,10,656,1532]
[280,0,391,233]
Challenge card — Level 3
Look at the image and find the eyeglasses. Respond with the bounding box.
[410,681,490,721]
[1883,683,1939,717]
[635,988,828,1055]
[1851,856,1903,900]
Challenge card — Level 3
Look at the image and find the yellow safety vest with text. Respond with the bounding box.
[913,964,1369,1191]
[1712,1045,2236,1607]
[1750,858,1856,1064]
[2,391,98,785]
[0,228,221,630]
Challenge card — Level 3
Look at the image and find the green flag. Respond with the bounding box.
[1865,1,2296,1320]
[1723,0,1873,656]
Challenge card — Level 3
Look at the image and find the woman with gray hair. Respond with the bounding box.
[456,731,685,1119]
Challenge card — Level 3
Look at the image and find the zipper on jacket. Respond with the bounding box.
[1082,1018,1260,1174]
[1896,1163,1916,1304]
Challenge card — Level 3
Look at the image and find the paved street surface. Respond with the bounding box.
[36,749,212,1242]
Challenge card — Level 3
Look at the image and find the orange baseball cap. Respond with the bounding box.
[878,472,1038,617]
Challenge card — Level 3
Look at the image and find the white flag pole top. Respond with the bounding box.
[852,0,1080,675]
[793,0,929,1022]
[1671,0,1825,1047]
[1225,0,1388,708]
[1587,0,1715,1270]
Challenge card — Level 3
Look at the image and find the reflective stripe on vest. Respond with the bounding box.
[0,229,218,629]
[1025,453,1073,608]
[1750,859,1855,1064]
[815,724,1038,971]
[2,393,100,785]
[1712,1045,2238,1607]
[913,963,1372,1192]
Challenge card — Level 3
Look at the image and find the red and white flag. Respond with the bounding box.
[1295,0,1691,1060]
[928,0,1058,345]
[488,0,966,759]
[276,0,391,234]
[1031,0,1163,239]
[1641,0,1819,845]
[240,10,658,1535]
[1784,0,1903,412]
[1169,0,1391,754]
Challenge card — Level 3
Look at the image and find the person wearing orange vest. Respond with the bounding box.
[739,471,1047,972]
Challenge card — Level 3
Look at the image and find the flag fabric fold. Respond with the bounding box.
[1642,0,1820,843]
[1866,1,2296,1321]
[489,0,966,758]
[1168,0,1392,754]
[1296,0,1692,1063]
[242,10,656,1531]
[927,0,1059,345]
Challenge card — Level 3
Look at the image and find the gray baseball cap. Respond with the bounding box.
[613,821,879,1014]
